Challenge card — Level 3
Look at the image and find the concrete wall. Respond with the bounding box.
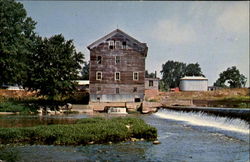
[90,94,144,102]
[179,80,208,91]
[145,78,159,90]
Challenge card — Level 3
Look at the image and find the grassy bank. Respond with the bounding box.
[0,101,35,114]
[0,117,157,145]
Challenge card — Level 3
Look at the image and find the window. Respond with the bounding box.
[96,72,102,80]
[115,41,120,49]
[115,72,120,80]
[133,72,139,81]
[97,87,101,91]
[116,88,119,94]
[134,98,140,102]
[122,41,126,49]
[97,56,102,64]
[115,56,120,64]
[133,87,137,92]
[149,80,154,87]
[109,40,114,49]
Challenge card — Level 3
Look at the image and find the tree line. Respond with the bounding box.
[0,0,84,99]
[160,60,247,91]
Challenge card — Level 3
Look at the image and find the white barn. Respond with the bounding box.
[179,76,208,91]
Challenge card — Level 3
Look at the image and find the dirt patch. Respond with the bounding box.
[159,88,249,100]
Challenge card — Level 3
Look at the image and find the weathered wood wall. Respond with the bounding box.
[89,32,147,102]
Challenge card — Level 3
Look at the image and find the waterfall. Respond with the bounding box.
[154,109,249,141]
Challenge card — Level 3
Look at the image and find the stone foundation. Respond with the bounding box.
[89,102,141,112]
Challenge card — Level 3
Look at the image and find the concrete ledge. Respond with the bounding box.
[142,101,162,114]
[161,99,193,106]
[89,102,126,111]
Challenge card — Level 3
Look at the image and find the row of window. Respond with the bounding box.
[97,56,120,64]
[96,72,139,81]
[96,87,138,93]
[108,40,127,50]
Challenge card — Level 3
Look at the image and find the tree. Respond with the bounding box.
[81,62,89,80]
[145,70,155,78]
[161,60,186,90]
[24,34,84,99]
[0,0,36,86]
[214,66,247,88]
[185,63,204,76]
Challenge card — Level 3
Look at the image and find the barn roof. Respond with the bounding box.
[180,76,208,80]
[87,29,148,55]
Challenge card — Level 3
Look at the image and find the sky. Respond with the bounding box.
[20,1,249,86]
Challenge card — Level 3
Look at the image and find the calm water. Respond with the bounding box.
[0,109,249,162]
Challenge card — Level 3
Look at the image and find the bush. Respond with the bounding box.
[0,117,157,145]
[0,101,30,113]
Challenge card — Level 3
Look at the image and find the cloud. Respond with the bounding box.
[217,2,249,33]
[152,19,196,44]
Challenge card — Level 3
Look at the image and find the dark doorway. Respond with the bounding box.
[134,98,141,102]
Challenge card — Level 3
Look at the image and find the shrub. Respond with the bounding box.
[0,117,157,145]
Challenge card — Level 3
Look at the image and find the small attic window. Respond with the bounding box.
[109,40,114,49]
[122,41,126,49]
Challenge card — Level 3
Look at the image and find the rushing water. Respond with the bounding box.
[0,109,249,162]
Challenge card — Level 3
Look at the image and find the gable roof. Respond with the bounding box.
[87,29,147,51]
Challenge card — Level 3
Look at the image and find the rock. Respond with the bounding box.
[153,140,161,145]
[88,141,94,145]
[108,141,112,144]
[125,125,131,129]
[66,103,72,110]
[140,138,144,141]
[131,138,137,142]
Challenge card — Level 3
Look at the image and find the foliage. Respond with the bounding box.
[161,61,186,90]
[0,101,33,113]
[23,34,84,99]
[0,117,157,145]
[0,146,20,162]
[185,63,204,77]
[214,66,247,88]
[0,0,37,86]
[145,70,155,78]
[80,62,89,80]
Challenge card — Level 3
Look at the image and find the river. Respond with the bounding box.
[0,109,249,162]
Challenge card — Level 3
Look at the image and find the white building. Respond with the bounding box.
[179,76,208,91]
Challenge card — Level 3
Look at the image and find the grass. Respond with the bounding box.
[0,117,157,145]
[0,101,34,114]
[0,145,20,162]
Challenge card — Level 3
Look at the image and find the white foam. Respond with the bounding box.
[154,109,249,135]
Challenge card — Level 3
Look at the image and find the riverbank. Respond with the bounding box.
[0,117,157,145]
[146,88,250,108]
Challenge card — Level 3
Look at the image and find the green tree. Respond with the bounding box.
[161,60,186,90]
[81,62,89,80]
[0,0,36,86]
[24,34,84,99]
[214,66,247,88]
[185,63,204,76]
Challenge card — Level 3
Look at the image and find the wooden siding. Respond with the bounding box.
[88,30,147,102]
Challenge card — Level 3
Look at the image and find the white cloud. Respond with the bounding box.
[217,2,249,33]
[152,19,196,44]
